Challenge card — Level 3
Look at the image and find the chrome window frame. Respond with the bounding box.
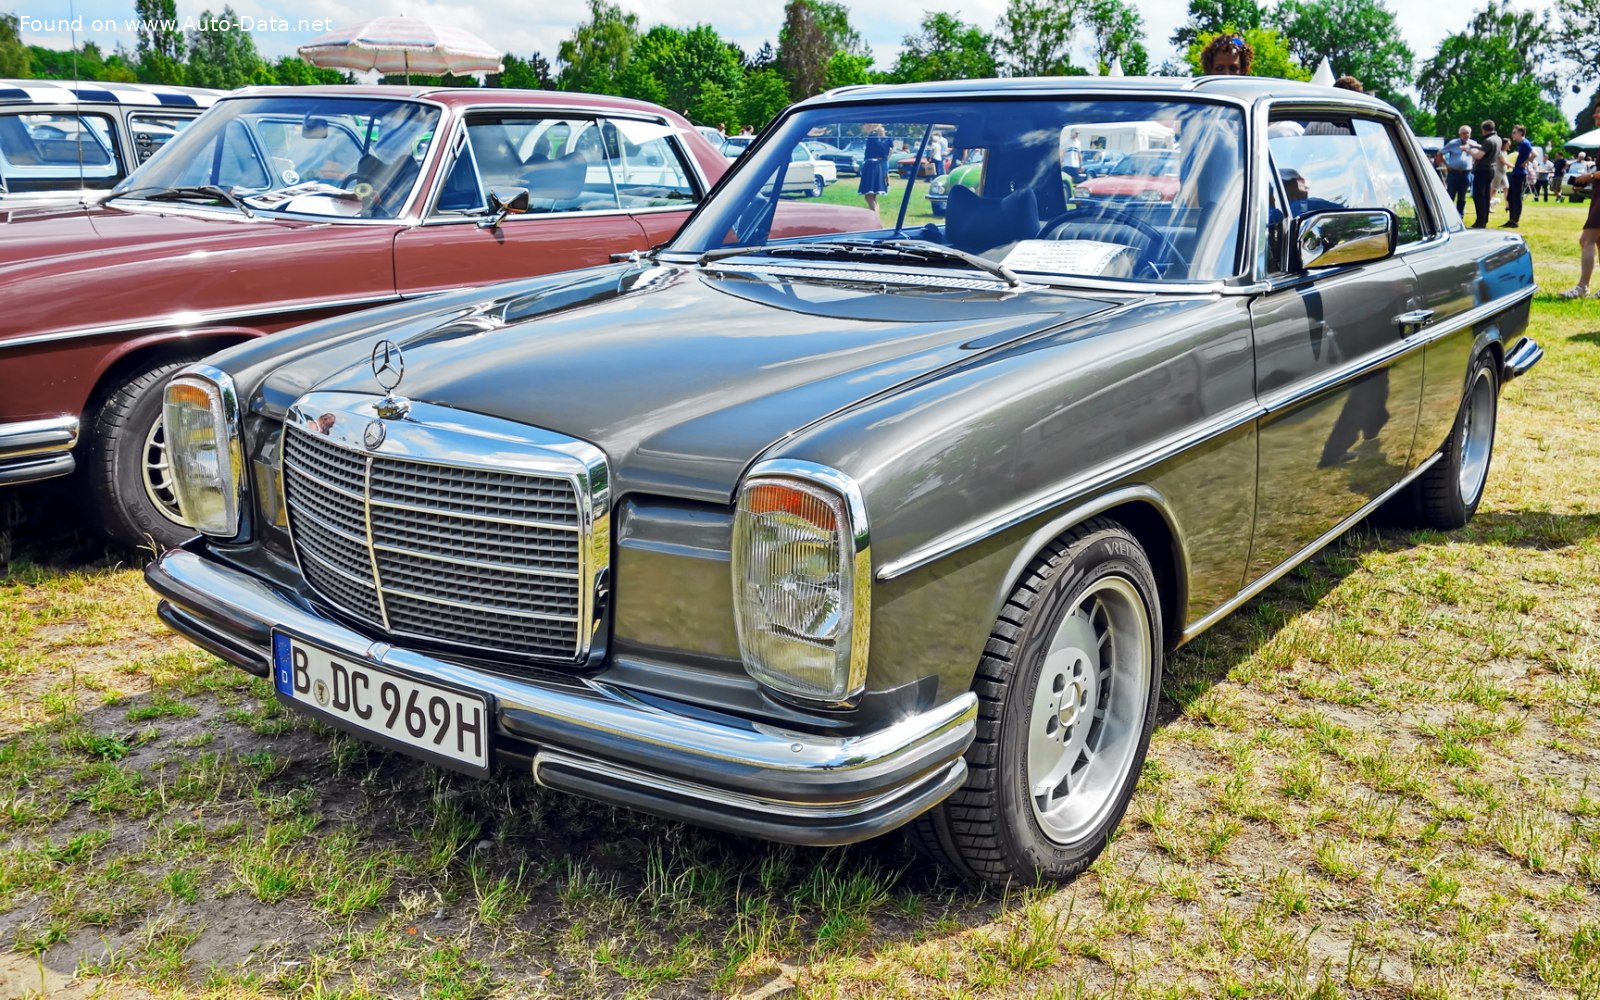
[419,105,709,226]
[280,392,611,668]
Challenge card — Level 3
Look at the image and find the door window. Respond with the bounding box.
[437,116,622,216]
[603,119,698,208]
[128,112,200,165]
[1266,114,1428,256]
[0,112,122,189]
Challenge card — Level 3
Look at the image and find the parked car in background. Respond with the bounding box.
[783,144,837,196]
[805,140,860,176]
[926,151,986,217]
[722,135,754,158]
[1074,150,1181,202]
[694,125,727,154]
[1563,170,1590,203]
[0,79,221,208]
[0,85,741,548]
[149,77,1538,885]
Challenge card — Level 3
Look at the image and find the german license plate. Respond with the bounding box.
[271,631,490,776]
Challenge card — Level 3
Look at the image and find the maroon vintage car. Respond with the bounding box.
[0,84,875,547]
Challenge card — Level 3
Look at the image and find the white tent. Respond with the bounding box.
[1310,57,1335,87]
[1565,127,1600,151]
[1109,57,1125,77]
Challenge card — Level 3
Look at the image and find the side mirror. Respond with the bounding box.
[1291,210,1397,270]
[477,186,530,230]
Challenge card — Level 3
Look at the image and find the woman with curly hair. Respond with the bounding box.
[1201,34,1252,75]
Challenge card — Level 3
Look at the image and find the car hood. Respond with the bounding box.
[264,264,1118,503]
[0,202,314,271]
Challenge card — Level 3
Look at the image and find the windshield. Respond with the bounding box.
[112,95,442,220]
[671,97,1247,283]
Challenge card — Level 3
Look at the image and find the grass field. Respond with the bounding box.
[1,197,1598,999]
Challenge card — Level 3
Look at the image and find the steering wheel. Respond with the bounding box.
[1037,201,1186,279]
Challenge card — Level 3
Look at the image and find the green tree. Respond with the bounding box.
[1171,0,1265,49]
[1417,2,1564,147]
[1578,86,1600,133]
[1272,0,1412,103]
[738,67,792,130]
[556,0,639,94]
[270,56,349,86]
[493,53,554,90]
[777,0,870,101]
[1085,0,1146,74]
[1186,27,1309,79]
[889,12,996,83]
[134,0,185,83]
[620,24,744,115]
[995,0,1085,76]
[185,7,264,89]
[1555,3,1599,87]
[1,13,29,77]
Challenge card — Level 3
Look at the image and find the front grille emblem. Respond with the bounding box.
[371,339,411,419]
[363,420,387,450]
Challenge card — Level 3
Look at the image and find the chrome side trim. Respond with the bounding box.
[735,459,872,707]
[0,415,79,460]
[0,294,403,352]
[877,401,1262,582]
[1180,452,1440,642]
[1257,284,1535,414]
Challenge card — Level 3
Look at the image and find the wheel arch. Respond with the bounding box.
[83,327,265,417]
[997,486,1189,652]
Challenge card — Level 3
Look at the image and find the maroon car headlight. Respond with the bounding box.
[731,462,871,705]
[163,366,244,538]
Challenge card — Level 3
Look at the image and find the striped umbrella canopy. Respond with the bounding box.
[297,15,503,80]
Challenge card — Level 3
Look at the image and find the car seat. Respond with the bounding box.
[944,184,1040,256]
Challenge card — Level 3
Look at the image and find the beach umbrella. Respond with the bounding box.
[1310,57,1335,87]
[297,15,503,82]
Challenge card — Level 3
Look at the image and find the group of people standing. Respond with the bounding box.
[1439,121,1553,229]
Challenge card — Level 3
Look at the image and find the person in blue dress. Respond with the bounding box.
[858,123,892,214]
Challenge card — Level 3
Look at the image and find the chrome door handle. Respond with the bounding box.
[1395,308,1435,327]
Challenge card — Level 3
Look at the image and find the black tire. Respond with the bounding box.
[85,357,206,551]
[1409,351,1499,530]
[810,175,824,198]
[908,518,1164,884]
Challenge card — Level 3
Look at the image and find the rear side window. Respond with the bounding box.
[1267,115,1428,247]
[0,112,123,191]
[128,112,199,166]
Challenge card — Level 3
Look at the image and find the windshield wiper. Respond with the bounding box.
[698,237,1021,286]
[880,239,1022,287]
[106,185,254,218]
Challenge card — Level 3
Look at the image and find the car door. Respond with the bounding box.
[393,113,652,296]
[1246,110,1428,578]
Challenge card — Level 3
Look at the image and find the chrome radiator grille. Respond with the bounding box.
[281,398,606,665]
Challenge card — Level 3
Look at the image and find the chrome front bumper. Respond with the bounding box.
[147,544,977,846]
[0,416,78,485]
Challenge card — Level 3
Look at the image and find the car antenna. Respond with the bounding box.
[70,0,84,204]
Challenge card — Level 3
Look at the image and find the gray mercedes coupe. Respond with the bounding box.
[146,77,1541,884]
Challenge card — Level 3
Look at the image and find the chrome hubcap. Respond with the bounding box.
[1026,576,1152,845]
[1457,367,1496,507]
[141,415,184,522]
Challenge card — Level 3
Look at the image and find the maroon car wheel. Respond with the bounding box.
[85,358,206,551]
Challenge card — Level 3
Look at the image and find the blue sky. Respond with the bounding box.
[13,0,1586,119]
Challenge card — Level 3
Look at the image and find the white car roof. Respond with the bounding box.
[0,79,224,109]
